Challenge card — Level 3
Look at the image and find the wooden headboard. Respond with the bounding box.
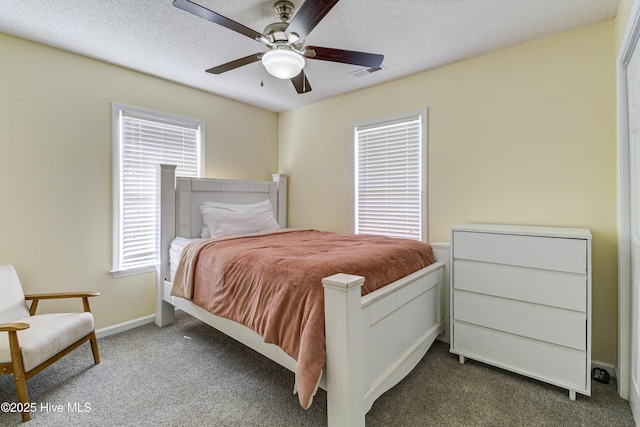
[157,164,287,282]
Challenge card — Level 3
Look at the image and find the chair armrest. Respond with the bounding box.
[25,292,100,315]
[24,291,100,300]
[0,323,30,376]
[0,322,30,332]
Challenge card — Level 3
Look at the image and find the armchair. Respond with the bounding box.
[0,265,100,422]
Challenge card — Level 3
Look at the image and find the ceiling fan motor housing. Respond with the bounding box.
[274,0,295,22]
[265,1,301,45]
[264,22,290,43]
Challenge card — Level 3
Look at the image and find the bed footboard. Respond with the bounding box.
[322,249,448,427]
[322,274,367,426]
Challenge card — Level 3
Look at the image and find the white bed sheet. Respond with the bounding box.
[169,237,200,282]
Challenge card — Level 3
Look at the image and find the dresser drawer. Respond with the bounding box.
[453,231,587,274]
[453,322,587,390]
[453,259,586,311]
[453,291,586,350]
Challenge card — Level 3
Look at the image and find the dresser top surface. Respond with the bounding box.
[451,223,592,240]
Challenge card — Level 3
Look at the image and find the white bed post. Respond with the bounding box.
[156,164,177,327]
[431,242,450,343]
[322,273,366,427]
[272,174,287,228]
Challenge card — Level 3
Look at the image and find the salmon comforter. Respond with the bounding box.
[171,229,434,409]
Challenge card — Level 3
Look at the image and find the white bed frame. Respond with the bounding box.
[155,164,450,426]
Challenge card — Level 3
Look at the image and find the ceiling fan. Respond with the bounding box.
[173,0,384,94]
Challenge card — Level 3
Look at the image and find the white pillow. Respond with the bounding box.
[200,199,280,238]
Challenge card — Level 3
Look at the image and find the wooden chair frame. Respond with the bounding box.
[0,292,100,422]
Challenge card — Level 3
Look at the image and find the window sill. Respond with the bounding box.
[110,264,156,279]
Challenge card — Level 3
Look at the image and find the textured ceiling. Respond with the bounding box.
[0,0,620,112]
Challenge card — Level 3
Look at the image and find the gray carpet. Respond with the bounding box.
[0,311,635,426]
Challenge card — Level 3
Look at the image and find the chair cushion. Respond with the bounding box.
[0,313,94,372]
[0,265,29,322]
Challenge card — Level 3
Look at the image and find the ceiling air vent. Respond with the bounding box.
[350,66,386,78]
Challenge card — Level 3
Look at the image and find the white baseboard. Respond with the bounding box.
[592,359,616,379]
[95,314,155,339]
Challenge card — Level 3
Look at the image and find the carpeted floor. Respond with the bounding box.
[0,311,635,426]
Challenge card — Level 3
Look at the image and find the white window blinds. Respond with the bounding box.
[354,114,424,241]
[113,105,203,275]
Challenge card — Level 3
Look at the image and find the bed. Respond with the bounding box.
[155,164,450,426]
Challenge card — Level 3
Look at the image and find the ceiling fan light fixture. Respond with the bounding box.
[262,49,305,79]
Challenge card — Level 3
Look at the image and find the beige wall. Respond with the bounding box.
[0,33,278,329]
[617,0,635,51]
[279,21,618,364]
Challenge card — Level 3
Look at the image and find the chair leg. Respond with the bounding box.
[8,331,30,422]
[14,374,30,422]
[89,331,100,364]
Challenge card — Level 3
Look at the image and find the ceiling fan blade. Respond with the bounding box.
[286,0,341,40]
[304,46,384,69]
[291,71,312,94]
[173,0,265,41]
[206,53,263,74]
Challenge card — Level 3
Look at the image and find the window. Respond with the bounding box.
[111,104,205,277]
[352,110,426,241]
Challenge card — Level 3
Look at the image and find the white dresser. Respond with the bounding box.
[450,224,592,400]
